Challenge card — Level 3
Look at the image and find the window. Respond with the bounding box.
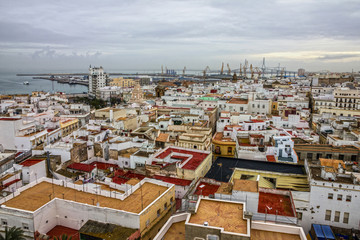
[316,153,322,159]
[170,197,173,204]
[346,195,352,202]
[297,212,303,220]
[227,147,232,154]
[334,211,340,222]
[343,212,349,224]
[1,219,7,226]
[325,210,331,221]
[207,235,219,240]
[146,219,150,227]
[328,193,333,199]
[339,154,344,160]
[164,202,168,210]
[326,154,332,159]
[337,194,343,201]
[157,209,161,217]
[307,153,313,159]
[22,223,29,230]
[215,146,221,154]
[194,145,197,149]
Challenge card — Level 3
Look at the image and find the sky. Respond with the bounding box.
[0,0,359,73]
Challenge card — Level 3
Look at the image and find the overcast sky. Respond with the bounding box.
[0,0,359,73]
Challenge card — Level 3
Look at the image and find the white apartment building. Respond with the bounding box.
[303,159,360,233]
[88,66,109,97]
[334,87,360,110]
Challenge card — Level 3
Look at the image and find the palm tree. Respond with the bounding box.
[54,234,72,240]
[0,226,26,240]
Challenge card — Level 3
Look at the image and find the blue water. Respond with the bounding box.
[0,72,88,94]
[0,69,204,94]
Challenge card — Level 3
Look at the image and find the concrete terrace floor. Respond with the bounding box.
[163,220,185,240]
[251,229,301,240]
[189,199,248,235]
[4,181,167,213]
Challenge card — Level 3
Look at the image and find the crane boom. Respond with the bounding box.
[227,63,231,75]
[220,62,224,75]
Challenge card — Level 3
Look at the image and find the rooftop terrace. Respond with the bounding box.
[189,199,248,235]
[162,220,185,240]
[4,181,167,213]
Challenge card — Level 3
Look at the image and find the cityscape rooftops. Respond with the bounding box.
[3,179,169,214]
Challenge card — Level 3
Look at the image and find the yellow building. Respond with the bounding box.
[212,132,236,158]
[271,101,279,114]
[94,107,126,121]
[59,118,79,137]
[110,77,135,88]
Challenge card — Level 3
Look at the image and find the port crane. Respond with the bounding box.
[227,64,231,75]
[183,67,186,76]
[250,64,254,79]
[255,67,261,79]
[220,62,224,75]
[243,60,248,79]
[203,66,211,84]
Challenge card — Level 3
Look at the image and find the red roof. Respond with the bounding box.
[194,182,219,196]
[0,118,20,121]
[3,179,21,188]
[46,225,79,240]
[112,169,145,185]
[155,147,209,170]
[266,155,276,162]
[258,192,295,217]
[250,134,264,138]
[67,163,95,172]
[20,159,44,167]
[90,161,118,170]
[154,175,192,186]
[251,119,264,123]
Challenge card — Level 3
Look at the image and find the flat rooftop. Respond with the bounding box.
[47,225,79,240]
[233,179,258,193]
[189,199,248,235]
[205,157,305,182]
[163,220,185,240]
[258,192,295,217]
[4,181,167,213]
[155,147,210,170]
[251,229,301,240]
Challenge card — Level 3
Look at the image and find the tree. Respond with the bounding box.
[54,234,72,240]
[0,226,26,240]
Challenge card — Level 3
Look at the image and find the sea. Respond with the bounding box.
[0,69,204,95]
[0,72,88,95]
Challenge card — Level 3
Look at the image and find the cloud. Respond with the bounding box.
[0,0,359,71]
[318,53,360,60]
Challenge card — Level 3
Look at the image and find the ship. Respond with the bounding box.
[23,81,29,85]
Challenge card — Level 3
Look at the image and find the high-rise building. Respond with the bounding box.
[298,68,305,76]
[88,66,109,97]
